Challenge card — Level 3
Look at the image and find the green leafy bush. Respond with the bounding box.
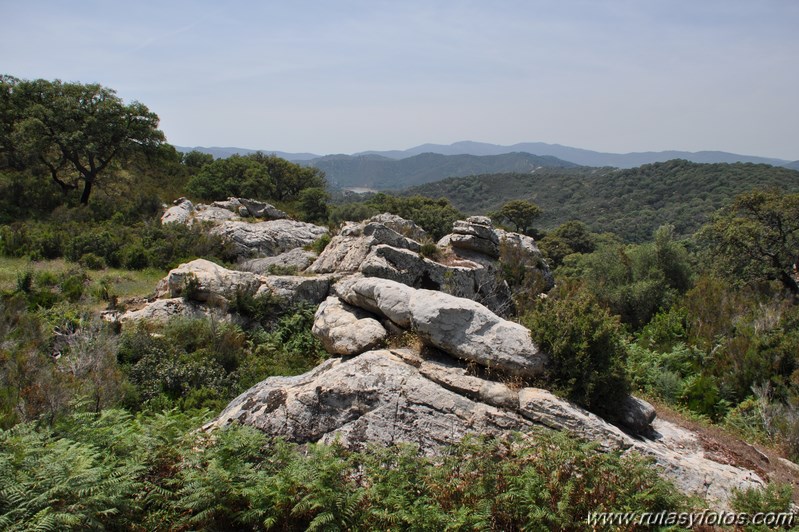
[522,283,630,419]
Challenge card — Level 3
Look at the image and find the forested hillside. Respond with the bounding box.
[307,151,577,190]
[405,160,799,242]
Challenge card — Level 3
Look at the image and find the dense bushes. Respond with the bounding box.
[0,411,689,530]
[1,217,234,271]
[522,283,630,419]
[186,152,326,202]
[329,193,462,240]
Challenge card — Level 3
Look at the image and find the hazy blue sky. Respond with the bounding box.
[3,0,798,159]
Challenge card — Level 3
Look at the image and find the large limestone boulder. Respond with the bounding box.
[335,277,546,378]
[312,297,388,355]
[159,258,263,305]
[211,219,328,258]
[208,349,532,450]
[308,215,423,274]
[208,348,764,508]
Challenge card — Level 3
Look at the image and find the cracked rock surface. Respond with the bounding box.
[207,348,763,508]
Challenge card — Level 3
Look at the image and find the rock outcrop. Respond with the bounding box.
[334,277,547,378]
[238,248,318,274]
[161,197,325,259]
[211,220,328,258]
[121,259,335,323]
[137,206,769,510]
[208,348,763,508]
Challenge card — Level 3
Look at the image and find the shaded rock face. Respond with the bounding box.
[208,348,764,508]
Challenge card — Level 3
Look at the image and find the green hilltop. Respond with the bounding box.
[405,159,799,242]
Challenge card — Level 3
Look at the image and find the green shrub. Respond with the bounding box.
[79,252,106,270]
[120,243,149,270]
[522,283,630,419]
[419,241,440,260]
[306,232,331,254]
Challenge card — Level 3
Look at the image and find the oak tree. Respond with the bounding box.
[0,76,164,204]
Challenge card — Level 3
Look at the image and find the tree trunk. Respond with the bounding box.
[80,179,92,205]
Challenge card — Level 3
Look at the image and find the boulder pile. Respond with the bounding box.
[120,204,766,508]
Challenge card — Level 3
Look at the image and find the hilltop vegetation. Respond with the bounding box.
[406,160,799,242]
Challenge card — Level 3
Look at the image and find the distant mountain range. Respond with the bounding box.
[305,152,577,190]
[174,142,796,188]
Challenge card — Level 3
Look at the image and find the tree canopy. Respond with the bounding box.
[490,199,541,235]
[0,76,165,204]
[186,152,326,203]
[699,189,799,296]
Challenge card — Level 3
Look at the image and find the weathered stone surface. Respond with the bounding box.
[335,277,546,377]
[450,217,501,257]
[238,248,318,274]
[238,198,287,219]
[256,274,335,307]
[312,297,387,355]
[208,349,531,450]
[618,395,657,433]
[159,258,263,305]
[192,204,239,224]
[161,198,194,224]
[308,215,422,274]
[359,245,513,314]
[518,388,631,449]
[118,297,238,324]
[208,348,764,508]
[369,213,427,242]
[211,220,328,258]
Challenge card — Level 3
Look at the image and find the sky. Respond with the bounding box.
[2,0,798,160]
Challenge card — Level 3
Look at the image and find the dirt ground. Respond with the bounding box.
[651,399,799,505]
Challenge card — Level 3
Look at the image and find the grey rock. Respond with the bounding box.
[161,198,194,224]
[238,248,318,274]
[308,215,422,274]
[256,274,335,307]
[312,297,387,355]
[369,213,427,242]
[238,198,288,219]
[211,219,328,258]
[618,395,657,433]
[159,258,263,306]
[450,218,500,257]
[359,244,512,314]
[119,297,239,324]
[208,348,764,508]
[335,277,547,377]
[518,388,631,450]
[207,349,532,450]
